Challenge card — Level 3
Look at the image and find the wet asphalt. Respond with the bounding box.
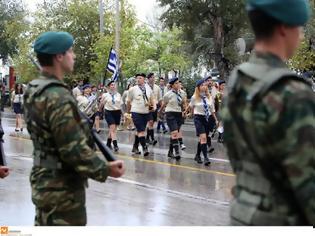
[0,110,234,226]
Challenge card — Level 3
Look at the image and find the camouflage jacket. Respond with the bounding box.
[222,52,315,225]
[24,72,109,210]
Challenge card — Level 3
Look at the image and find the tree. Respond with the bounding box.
[32,0,101,82]
[158,0,249,80]
[289,1,315,72]
[289,39,315,72]
[91,0,191,88]
[0,0,26,63]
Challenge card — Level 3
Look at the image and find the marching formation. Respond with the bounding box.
[71,72,226,165]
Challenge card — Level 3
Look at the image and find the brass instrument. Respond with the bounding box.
[83,94,98,118]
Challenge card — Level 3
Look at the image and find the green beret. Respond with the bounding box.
[247,0,311,26]
[34,31,74,54]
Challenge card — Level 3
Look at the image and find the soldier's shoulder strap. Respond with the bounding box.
[237,62,310,104]
[28,76,69,97]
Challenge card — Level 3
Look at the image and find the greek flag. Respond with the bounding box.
[106,48,118,82]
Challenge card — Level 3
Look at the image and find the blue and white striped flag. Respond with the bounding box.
[106,48,119,82]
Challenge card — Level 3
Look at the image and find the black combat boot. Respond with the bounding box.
[207,136,214,153]
[194,155,202,164]
[172,139,181,161]
[132,136,141,154]
[113,140,119,152]
[132,145,141,155]
[201,143,210,166]
[139,136,149,156]
[168,138,174,158]
[146,130,150,144]
[194,142,203,164]
[149,129,157,145]
[218,132,224,143]
[106,138,112,149]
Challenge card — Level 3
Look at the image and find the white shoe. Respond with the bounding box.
[180,144,186,150]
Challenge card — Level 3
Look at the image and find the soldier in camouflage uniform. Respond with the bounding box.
[23,31,125,226]
[222,0,315,225]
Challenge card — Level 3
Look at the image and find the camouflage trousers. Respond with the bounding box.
[35,205,86,226]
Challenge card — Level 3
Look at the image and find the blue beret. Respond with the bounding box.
[218,80,226,85]
[106,80,115,87]
[81,84,91,90]
[169,77,179,85]
[247,0,311,26]
[196,79,205,87]
[204,75,212,81]
[34,31,74,54]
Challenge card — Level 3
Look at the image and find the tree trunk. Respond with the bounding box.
[210,15,225,80]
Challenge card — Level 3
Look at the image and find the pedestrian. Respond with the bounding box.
[146,73,160,145]
[121,83,135,131]
[23,31,125,226]
[72,79,83,98]
[202,75,216,153]
[222,0,314,225]
[159,77,184,160]
[11,83,24,132]
[189,79,218,165]
[127,73,154,156]
[157,77,168,134]
[76,84,100,133]
[100,80,122,152]
[215,80,225,143]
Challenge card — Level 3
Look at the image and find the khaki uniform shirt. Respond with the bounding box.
[128,84,153,114]
[101,92,122,111]
[189,95,215,115]
[163,90,183,113]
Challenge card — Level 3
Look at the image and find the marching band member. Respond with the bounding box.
[157,77,168,134]
[100,80,122,152]
[76,84,99,131]
[215,80,226,143]
[159,77,184,160]
[127,73,154,157]
[146,73,160,145]
[189,79,218,165]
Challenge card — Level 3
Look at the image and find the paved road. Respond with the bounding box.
[0,111,234,226]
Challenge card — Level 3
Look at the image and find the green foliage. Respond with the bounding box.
[90,1,191,88]
[181,71,202,98]
[9,0,192,87]
[158,0,249,78]
[289,39,315,71]
[0,0,25,62]
[32,0,101,82]
[289,1,315,72]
